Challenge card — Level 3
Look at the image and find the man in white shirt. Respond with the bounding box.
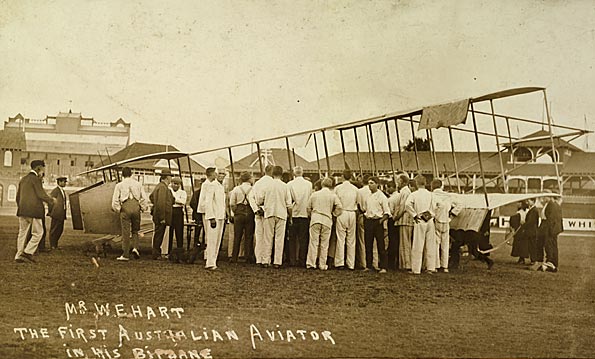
[356,176,379,270]
[431,179,462,273]
[405,175,436,274]
[198,167,226,270]
[287,166,312,266]
[334,170,358,270]
[111,167,149,261]
[169,177,187,256]
[248,165,274,266]
[356,176,370,269]
[363,176,390,273]
[229,172,255,263]
[259,165,293,268]
[306,177,342,270]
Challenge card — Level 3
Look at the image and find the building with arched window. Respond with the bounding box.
[0,111,131,207]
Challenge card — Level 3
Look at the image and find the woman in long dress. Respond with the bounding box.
[511,201,530,264]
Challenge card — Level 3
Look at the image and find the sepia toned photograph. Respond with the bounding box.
[1,1,594,358]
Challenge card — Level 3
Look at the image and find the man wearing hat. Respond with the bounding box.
[168,177,187,257]
[48,176,68,250]
[149,169,174,259]
[14,160,55,262]
[112,167,149,260]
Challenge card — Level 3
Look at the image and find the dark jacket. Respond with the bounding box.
[48,186,67,220]
[543,200,563,237]
[150,181,174,225]
[189,189,202,222]
[518,206,539,241]
[16,172,54,219]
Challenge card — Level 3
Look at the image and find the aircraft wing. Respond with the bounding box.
[77,151,190,175]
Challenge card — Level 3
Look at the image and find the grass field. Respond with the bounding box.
[1,215,594,359]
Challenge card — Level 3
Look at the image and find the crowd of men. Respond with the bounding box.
[13,159,562,274]
[137,164,473,274]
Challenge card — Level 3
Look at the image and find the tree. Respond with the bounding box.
[403,137,431,151]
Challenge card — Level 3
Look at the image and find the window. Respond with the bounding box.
[20,158,27,165]
[71,160,76,166]
[7,184,17,202]
[513,147,532,162]
[57,159,60,165]
[3,150,12,167]
[85,160,94,167]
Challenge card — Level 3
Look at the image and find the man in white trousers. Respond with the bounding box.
[390,173,414,271]
[334,170,358,270]
[405,175,436,275]
[248,165,274,266]
[431,179,462,273]
[259,165,292,268]
[307,178,342,270]
[198,167,226,270]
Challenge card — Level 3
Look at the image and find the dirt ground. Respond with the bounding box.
[1,215,594,359]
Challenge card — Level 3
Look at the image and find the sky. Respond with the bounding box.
[1,0,594,166]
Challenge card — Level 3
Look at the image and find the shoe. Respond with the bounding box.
[205,266,217,270]
[22,253,36,263]
[517,258,525,264]
[335,266,345,270]
[362,268,370,272]
[263,264,271,268]
[273,264,281,269]
[306,265,316,269]
[378,269,387,274]
[116,256,130,261]
[443,268,449,273]
[487,259,494,270]
[424,270,434,275]
[131,249,140,259]
[15,257,26,263]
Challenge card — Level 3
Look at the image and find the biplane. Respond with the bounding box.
[72,87,589,253]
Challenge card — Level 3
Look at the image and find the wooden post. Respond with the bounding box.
[339,130,347,169]
[448,127,461,193]
[187,155,195,191]
[368,124,378,176]
[409,116,420,172]
[285,137,293,172]
[490,100,508,193]
[322,130,331,176]
[543,89,563,194]
[256,142,264,175]
[354,128,363,176]
[506,117,515,167]
[470,102,489,207]
[177,157,189,223]
[426,129,437,178]
[394,119,404,170]
[228,147,236,188]
[384,121,396,181]
[313,132,322,177]
[365,125,375,175]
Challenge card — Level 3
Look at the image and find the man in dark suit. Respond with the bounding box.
[149,169,174,259]
[542,194,563,272]
[14,160,55,263]
[48,176,68,250]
